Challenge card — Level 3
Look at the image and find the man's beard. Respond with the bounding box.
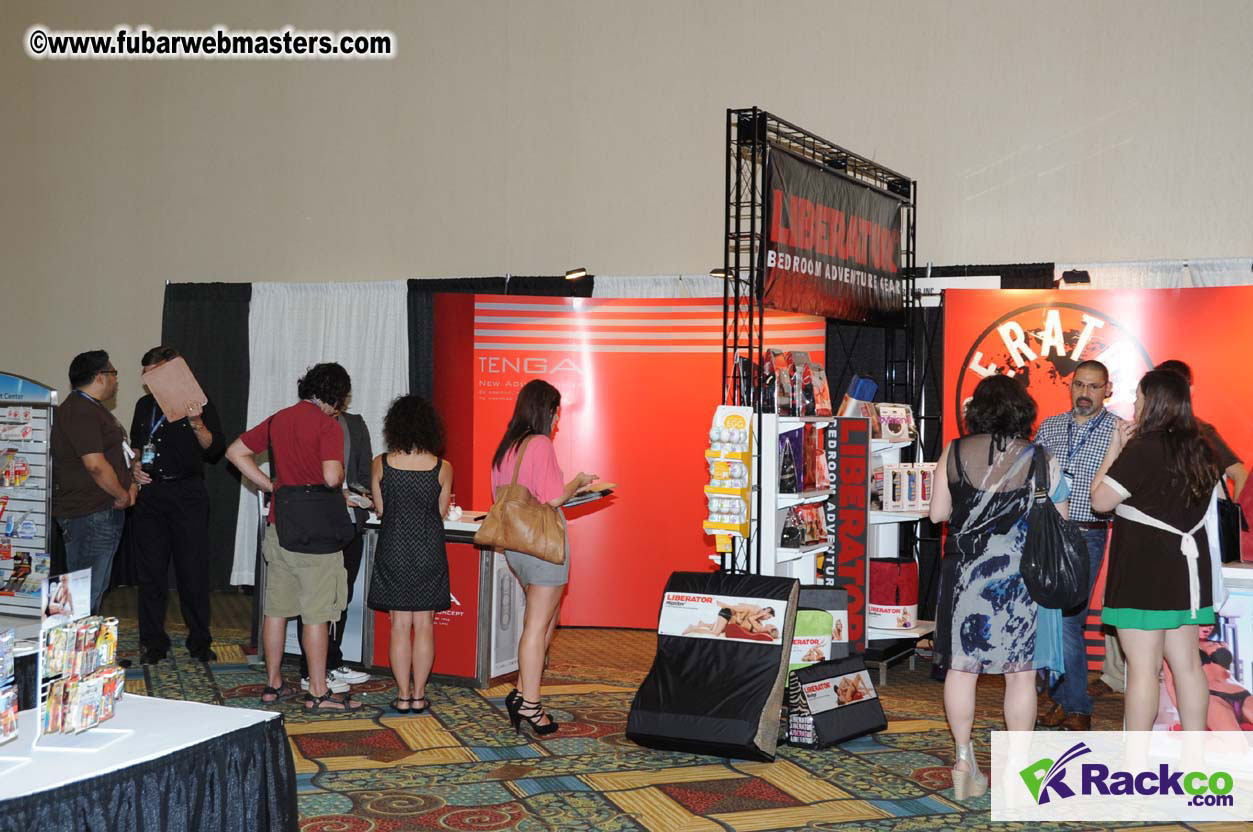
[1074,397,1094,415]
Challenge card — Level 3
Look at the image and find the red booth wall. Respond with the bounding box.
[434,295,827,628]
[943,288,1253,668]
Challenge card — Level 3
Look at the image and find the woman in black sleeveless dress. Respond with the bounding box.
[367,396,452,714]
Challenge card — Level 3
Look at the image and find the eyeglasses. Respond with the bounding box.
[1070,380,1106,392]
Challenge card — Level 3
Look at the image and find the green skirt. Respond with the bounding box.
[1101,606,1215,630]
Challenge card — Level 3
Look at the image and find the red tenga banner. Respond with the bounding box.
[764,149,906,321]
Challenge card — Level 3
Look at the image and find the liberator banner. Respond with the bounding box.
[764,149,906,321]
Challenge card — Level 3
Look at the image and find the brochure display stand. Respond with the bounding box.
[0,373,56,619]
[35,569,129,750]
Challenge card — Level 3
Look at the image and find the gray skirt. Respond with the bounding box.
[504,511,570,587]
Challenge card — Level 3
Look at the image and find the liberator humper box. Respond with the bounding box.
[797,585,849,662]
[627,572,799,761]
[787,655,887,748]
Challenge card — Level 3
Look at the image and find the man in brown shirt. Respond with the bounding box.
[51,350,136,613]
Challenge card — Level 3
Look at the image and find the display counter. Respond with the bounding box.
[359,513,525,688]
[0,694,297,832]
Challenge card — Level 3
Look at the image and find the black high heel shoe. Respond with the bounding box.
[504,688,520,713]
[506,695,558,735]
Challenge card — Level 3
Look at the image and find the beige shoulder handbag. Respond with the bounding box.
[474,436,567,564]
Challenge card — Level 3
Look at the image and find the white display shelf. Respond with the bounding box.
[777,488,833,509]
[871,439,911,453]
[869,510,928,525]
[868,619,935,642]
[776,541,830,562]
[777,415,834,428]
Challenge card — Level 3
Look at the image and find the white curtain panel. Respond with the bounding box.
[1056,258,1253,290]
[229,281,409,585]
[592,274,725,298]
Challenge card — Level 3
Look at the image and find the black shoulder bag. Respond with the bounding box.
[268,417,355,554]
[1218,478,1248,564]
[1021,445,1090,610]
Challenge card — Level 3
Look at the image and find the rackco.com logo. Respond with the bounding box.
[1020,742,1235,808]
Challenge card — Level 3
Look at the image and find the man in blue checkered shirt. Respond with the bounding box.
[1033,359,1124,731]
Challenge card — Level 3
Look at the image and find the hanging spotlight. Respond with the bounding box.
[710,267,730,279]
[565,267,588,280]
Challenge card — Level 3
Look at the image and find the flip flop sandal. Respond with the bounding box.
[390,697,412,713]
[261,684,298,704]
[304,692,363,711]
[410,697,430,713]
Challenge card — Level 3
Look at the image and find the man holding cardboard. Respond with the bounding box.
[128,346,225,664]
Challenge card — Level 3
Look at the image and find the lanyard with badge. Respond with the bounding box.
[78,390,137,466]
[1062,409,1109,491]
[141,407,166,471]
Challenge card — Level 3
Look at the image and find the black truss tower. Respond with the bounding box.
[720,107,921,577]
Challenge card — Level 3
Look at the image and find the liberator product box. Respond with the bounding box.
[787,655,887,747]
[628,571,799,761]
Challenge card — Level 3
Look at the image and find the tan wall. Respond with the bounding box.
[4,0,1253,417]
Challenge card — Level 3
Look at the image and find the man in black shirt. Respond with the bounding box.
[128,346,226,664]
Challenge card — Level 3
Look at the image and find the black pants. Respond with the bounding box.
[298,531,363,676]
[132,477,212,654]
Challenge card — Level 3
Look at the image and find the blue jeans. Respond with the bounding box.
[57,507,125,614]
[1048,526,1108,715]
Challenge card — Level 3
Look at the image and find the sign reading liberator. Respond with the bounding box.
[764,149,906,321]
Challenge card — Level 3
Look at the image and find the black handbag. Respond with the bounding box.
[268,419,355,555]
[1021,445,1090,610]
[1218,478,1248,564]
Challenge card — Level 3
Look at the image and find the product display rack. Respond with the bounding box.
[0,373,57,618]
[718,107,919,579]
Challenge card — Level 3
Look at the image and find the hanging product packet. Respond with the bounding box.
[810,364,833,417]
[778,428,803,493]
[810,426,830,490]
[801,423,818,491]
[789,352,817,416]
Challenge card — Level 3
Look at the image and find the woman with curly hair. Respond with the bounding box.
[1090,369,1221,731]
[929,375,1070,798]
[367,395,452,714]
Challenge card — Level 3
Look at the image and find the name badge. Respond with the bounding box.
[1063,470,1075,493]
[141,443,156,466]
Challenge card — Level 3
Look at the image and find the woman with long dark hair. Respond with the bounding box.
[1091,369,1221,731]
[929,375,1069,799]
[490,380,596,735]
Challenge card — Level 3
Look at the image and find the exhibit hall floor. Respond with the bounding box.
[94,589,1242,832]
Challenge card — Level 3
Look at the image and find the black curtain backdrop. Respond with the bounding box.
[156,282,252,590]
[406,276,594,399]
[926,262,1055,289]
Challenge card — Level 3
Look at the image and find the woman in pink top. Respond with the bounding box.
[490,380,596,735]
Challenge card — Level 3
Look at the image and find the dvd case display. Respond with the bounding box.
[0,626,15,745]
[38,614,123,737]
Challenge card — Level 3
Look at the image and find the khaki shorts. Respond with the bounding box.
[262,524,347,624]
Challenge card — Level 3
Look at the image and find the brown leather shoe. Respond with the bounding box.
[1058,712,1091,731]
[1087,678,1118,698]
[1038,702,1066,728]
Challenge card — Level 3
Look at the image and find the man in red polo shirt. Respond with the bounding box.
[226,362,362,711]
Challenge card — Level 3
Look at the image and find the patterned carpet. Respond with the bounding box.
[103,592,1241,832]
